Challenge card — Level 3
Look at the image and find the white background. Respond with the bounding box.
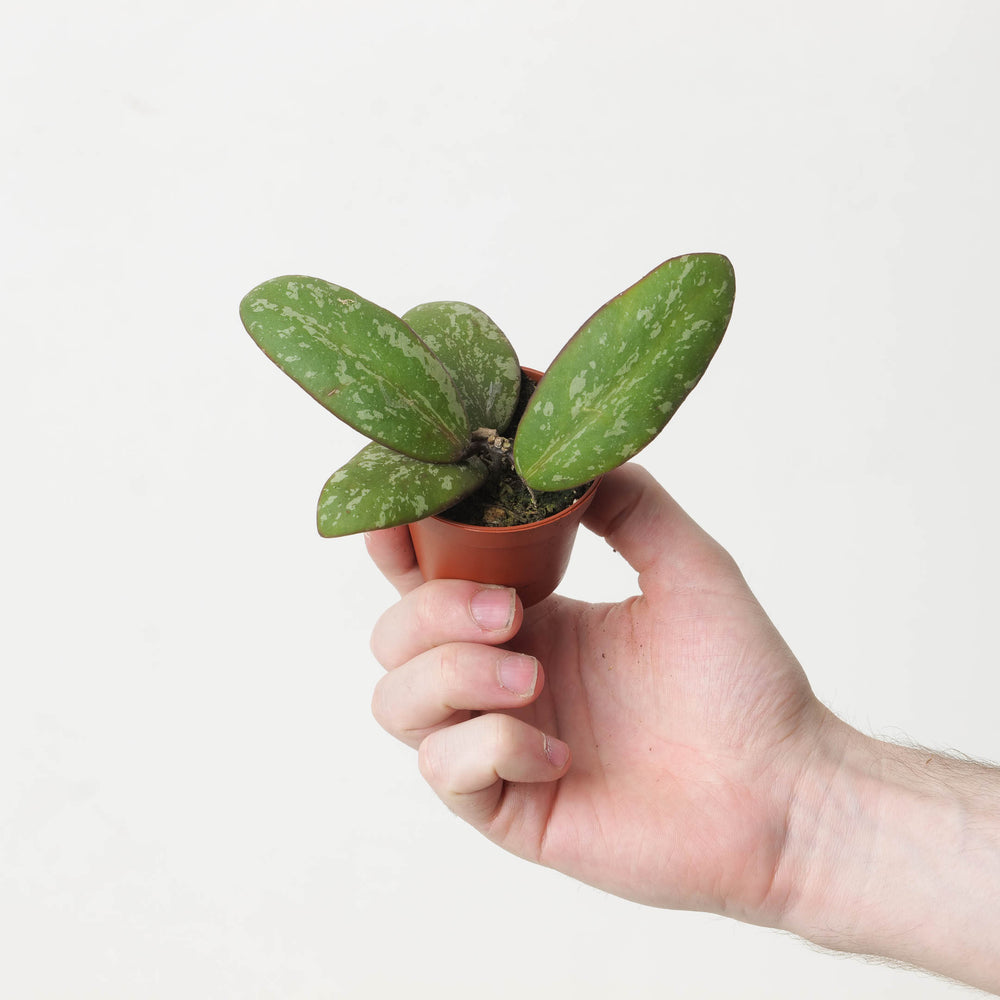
[3,1,998,996]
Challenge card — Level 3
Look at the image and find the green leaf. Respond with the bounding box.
[316,442,490,537]
[402,301,521,431]
[240,276,471,463]
[514,253,735,490]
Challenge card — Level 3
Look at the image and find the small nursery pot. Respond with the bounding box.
[407,367,601,607]
[408,475,601,607]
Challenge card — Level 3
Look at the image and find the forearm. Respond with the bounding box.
[776,718,1000,993]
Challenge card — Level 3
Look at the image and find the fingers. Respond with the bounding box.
[372,644,542,748]
[364,526,424,596]
[418,713,571,828]
[583,463,742,598]
[369,578,568,829]
[371,581,522,670]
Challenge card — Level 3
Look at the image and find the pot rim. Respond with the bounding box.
[428,473,602,535]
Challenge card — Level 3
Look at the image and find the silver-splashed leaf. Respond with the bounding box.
[240,276,471,463]
[402,301,521,431]
[316,442,490,537]
[514,253,735,490]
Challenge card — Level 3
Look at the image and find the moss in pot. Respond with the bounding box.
[239,252,735,604]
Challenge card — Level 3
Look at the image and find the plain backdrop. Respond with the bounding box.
[2,1,998,997]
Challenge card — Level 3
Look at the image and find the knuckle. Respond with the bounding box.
[368,629,383,665]
[368,606,395,667]
[436,643,464,695]
[412,582,454,634]
[369,675,395,731]
[483,711,516,755]
[417,731,447,786]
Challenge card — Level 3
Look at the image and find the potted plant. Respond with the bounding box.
[240,252,735,604]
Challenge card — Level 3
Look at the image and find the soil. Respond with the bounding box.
[439,371,592,528]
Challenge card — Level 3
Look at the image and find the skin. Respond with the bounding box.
[366,464,1000,993]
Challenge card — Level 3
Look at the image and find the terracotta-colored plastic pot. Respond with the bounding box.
[408,475,601,607]
[407,368,602,607]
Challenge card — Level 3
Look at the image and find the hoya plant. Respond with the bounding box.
[240,252,735,536]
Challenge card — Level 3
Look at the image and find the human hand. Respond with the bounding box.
[366,463,834,926]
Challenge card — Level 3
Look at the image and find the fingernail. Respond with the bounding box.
[470,586,516,631]
[544,735,570,769]
[498,654,537,698]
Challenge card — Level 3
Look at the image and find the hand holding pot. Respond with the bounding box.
[366,463,1000,994]
[368,462,824,915]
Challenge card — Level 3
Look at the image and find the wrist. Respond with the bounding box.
[772,716,1000,991]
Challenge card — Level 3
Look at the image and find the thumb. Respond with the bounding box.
[582,464,743,599]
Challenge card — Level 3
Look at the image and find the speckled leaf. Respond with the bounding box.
[514,253,735,490]
[316,442,490,537]
[402,301,521,431]
[241,276,471,463]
